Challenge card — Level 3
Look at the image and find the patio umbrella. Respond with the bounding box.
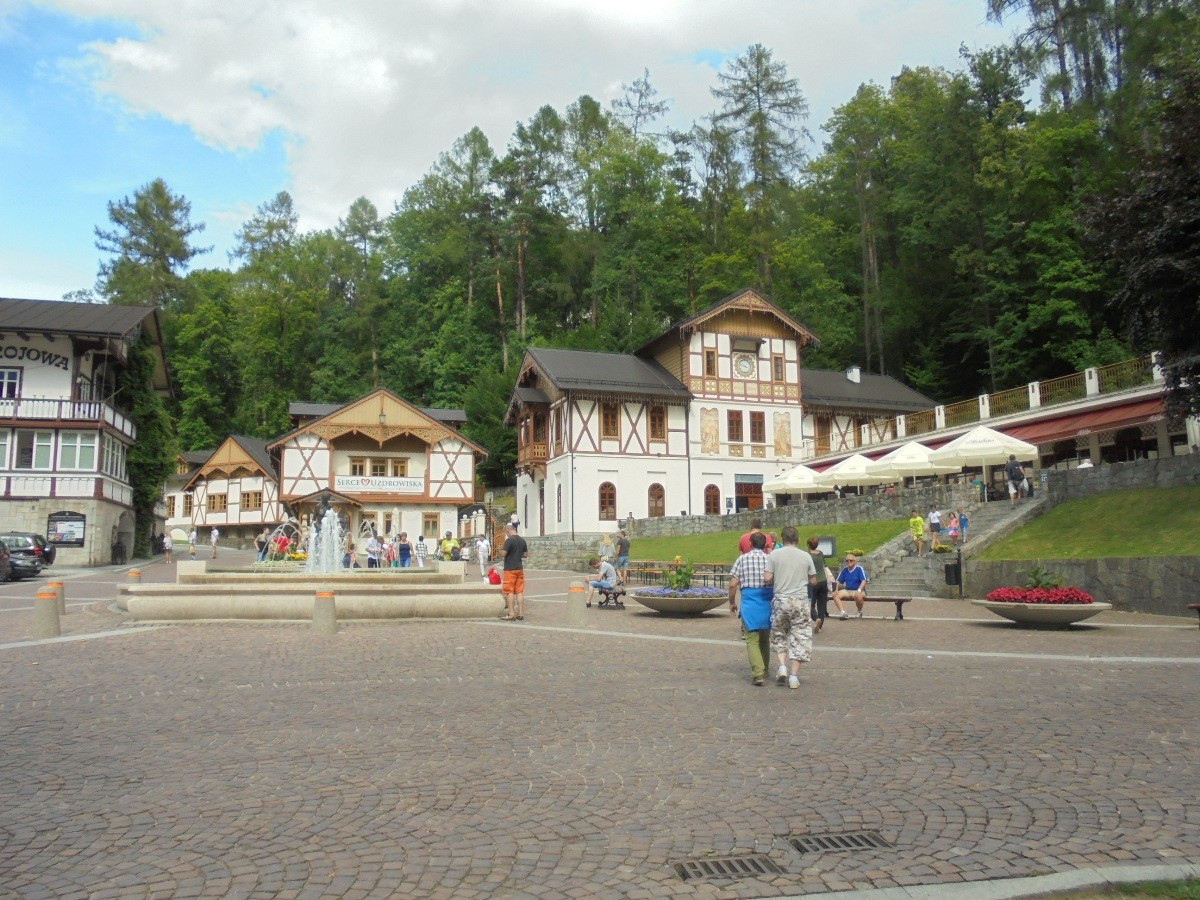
[864,441,963,485]
[813,453,895,488]
[763,464,823,495]
[169,527,189,543]
[927,425,1038,468]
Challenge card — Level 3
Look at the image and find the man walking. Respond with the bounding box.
[926,505,943,550]
[1006,454,1026,508]
[614,530,630,585]
[163,532,174,564]
[188,528,197,560]
[209,527,219,559]
[738,518,775,554]
[475,533,491,580]
[500,524,528,621]
[766,527,819,688]
[728,532,773,685]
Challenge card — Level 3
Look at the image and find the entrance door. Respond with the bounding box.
[735,482,763,512]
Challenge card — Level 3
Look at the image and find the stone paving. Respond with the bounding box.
[0,554,1197,898]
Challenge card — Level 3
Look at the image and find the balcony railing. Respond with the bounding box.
[517,441,549,467]
[905,409,936,437]
[1038,372,1087,406]
[0,397,136,440]
[943,398,981,428]
[989,385,1030,417]
[1098,355,1154,394]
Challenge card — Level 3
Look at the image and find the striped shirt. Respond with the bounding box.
[730,548,769,589]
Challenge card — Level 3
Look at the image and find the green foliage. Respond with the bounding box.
[663,559,694,590]
[1020,564,1063,588]
[117,336,176,558]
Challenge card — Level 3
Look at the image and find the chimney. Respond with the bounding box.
[845,365,862,384]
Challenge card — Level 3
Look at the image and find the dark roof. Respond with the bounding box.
[801,368,933,412]
[288,401,467,425]
[231,435,277,478]
[528,348,690,399]
[181,450,211,466]
[0,297,157,339]
[513,386,551,405]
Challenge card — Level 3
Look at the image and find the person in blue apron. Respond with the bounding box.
[728,531,774,686]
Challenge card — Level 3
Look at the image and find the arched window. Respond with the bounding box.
[648,483,665,518]
[599,482,617,521]
[704,484,721,516]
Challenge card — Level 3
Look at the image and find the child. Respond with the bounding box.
[957,507,970,544]
[948,513,960,545]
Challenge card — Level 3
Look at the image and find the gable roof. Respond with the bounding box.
[183,434,278,490]
[801,368,934,412]
[271,388,486,456]
[289,401,467,427]
[527,348,691,399]
[635,288,818,357]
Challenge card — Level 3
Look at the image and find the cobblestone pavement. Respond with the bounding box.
[1,561,1197,899]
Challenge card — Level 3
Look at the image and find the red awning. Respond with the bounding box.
[1004,398,1165,445]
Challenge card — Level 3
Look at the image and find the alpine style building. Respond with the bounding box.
[0,297,171,564]
[504,289,932,536]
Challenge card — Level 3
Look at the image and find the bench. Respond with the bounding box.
[845,596,912,621]
[1190,603,1200,629]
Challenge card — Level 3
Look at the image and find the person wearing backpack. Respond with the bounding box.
[1005,454,1026,509]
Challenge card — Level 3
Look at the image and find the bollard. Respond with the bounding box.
[313,591,337,635]
[128,569,142,584]
[33,590,61,639]
[47,579,66,615]
[566,580,588,627]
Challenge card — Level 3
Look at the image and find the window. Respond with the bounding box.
[0,431,8,468]
[59,432,97,470]
[601,402,619,440]
[100,435,127,481]
[206,493,228,513]
[750,411,766,443]
[243,491,263,511]
[350,458,366,477]
[648,483,665,518]
[383,514,393,535]
[727,411,743,443]
[557,483,563,523]
[371,458,388,477]
[422,513,440,538]
[704,350,717,377]
[182,494,194,517]
[0,368,20,399]
[773,355,785,382]
[14,430,52,469]
[648,405,666,441]
[391,458,408,477]
[599,482,617,521]
[704,484,721,515]
[533,413,546,442]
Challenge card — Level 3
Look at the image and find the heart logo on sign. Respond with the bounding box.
[360,478,370,487]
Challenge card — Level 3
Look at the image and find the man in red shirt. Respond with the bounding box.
[738,518,776,554]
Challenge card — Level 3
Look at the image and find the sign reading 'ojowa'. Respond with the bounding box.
[333,475,424,493]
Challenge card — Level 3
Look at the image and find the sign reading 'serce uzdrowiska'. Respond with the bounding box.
[333,476,424,494]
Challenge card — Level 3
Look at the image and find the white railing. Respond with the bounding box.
[0,397,136,439]
[3,475,133,504]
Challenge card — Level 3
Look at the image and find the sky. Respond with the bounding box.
[0,0,1022,301]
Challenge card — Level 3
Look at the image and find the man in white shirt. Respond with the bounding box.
[209,527,219,558]
[476,534,491,579]
[365,533,383,569]
[586,556,618,607]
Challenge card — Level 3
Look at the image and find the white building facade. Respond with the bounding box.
[507,289,931,537]
[0,298,171,564]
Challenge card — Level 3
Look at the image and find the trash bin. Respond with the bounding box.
[944,562,961,586]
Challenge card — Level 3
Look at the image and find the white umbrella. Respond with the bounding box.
[169,527,189,543]
[927,425,1038,468]
[865,441,963,485]
[763,464,823,494]
[813,453,895,488]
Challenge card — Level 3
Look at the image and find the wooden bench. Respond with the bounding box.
[1189,603,1200,629]
[848,596,912,621]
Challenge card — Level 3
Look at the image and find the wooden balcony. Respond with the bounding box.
[0,397,136,440]
[517,441,549,471]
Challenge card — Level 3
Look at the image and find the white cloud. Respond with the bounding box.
[44,0,1015,232]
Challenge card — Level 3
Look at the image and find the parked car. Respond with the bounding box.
[0,533,48,581]
[29,533,56,566]
[0,539,11,583]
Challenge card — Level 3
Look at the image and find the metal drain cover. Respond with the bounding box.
[673,853,783,881]
[789,830,892,854]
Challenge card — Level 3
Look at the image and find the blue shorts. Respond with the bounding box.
[616,555,629,569]
[589,579,614,590]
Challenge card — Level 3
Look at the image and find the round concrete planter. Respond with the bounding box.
[972,598,1112,627]
[629,591,728,616]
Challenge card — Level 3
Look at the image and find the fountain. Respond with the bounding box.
[306,510,346,575]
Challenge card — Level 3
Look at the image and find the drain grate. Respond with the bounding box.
[673,853,783,881]
[789,830,892,854]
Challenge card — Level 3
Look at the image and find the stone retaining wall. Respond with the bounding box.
[967,556,1200,618]
[1045,451,1200,503]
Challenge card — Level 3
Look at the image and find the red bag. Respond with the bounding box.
[487,567,501,585]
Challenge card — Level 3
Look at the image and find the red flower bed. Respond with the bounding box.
[985,587,1095,604]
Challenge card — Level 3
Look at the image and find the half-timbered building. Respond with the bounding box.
[0,297,170,564]
[270,388,486,540]
[164,435,283,543]
[505,288,932,536]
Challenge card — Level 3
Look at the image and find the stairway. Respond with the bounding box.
[866,497,1048,598]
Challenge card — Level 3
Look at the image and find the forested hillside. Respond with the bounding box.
[83,1,1200,486]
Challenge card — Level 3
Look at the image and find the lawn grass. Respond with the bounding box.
[1041,879,1200,899]
[629,518,909,565]
[977,485,1200,560]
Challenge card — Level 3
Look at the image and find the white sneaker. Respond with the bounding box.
[856,610,863,619]
[788,675,800,689]
[775,665,788,684]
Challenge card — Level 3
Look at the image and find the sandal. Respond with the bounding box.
[500,614,516,620]
[516,615,524,620]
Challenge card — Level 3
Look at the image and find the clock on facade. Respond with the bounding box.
[733,352,756,378]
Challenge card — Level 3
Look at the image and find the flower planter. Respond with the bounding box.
[629,589,727,616]
[972,598,1112,627]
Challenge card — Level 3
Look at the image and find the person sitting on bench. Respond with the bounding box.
[833,553,870,619]
[586,556,618,606]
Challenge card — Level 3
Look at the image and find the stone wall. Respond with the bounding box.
[968,556,1200,618]
[1044,451,1200,503]
[1,497,133,566]
[626,483,976,538]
